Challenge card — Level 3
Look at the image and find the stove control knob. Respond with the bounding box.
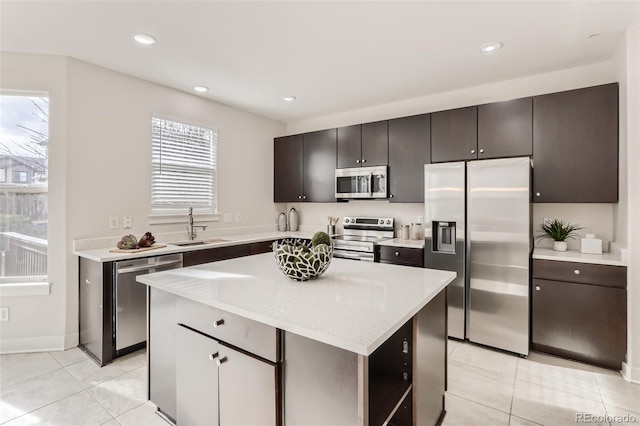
[386,220,391,225]
[378,219,384,225]
[350,219,355,223]
[344,218,349,223]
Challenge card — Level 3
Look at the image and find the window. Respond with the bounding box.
[13,171,28,183]
[151,117,217,213]
[0,94,48,283]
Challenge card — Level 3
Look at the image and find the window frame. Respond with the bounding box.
[149,114,219,219]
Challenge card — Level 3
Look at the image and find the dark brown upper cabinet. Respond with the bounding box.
[303,129,337,202]
[478,97,532,159]
[273,130,337,203]
[431,106,478,163]
[533,83,618,203]
[337,121,388,168]
[388,114,431,203]
[274,134,303,202]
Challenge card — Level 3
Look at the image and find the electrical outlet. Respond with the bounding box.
[224,213,232,223]
[235,213,241,222]
[418,215,424,224]
[123,216,132,229]
[109,216,118,230]
[0,307,9,322]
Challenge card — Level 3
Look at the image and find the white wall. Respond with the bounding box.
[0,54,69,352]
[0,53,286,352]
[615,26,640,383]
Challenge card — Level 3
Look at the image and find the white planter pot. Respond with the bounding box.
[553,241,567,252]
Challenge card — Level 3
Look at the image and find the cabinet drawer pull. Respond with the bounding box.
[208,352,219,362]
[402,340,409,353]
[298,195,302,199]
[213,319,225,328]
[362,159,366,163]
[536,192,541,197]
[216,356,228,366]
[574,269,581,275]
[395,251,400,256]
[85,279,91,284]
[535,285,541,291]
[302,195,307,199]
[356,159,361,164]
[479,148,484,153]
[470,149,476,154]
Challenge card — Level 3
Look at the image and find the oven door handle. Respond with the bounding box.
[334,251,375,262]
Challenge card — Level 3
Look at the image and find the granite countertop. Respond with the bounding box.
[137,253,455,356]
[73,231,317,262]
[532,247,626,266]
[378,238,425,249]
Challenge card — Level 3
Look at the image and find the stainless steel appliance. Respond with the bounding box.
[333,216,394,262]
[335,166,388,199]
[425,157,531,356]
[114,254,183,352]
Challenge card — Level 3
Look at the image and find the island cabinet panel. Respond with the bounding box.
[176,325,220,426]
[478,97,533,159]
[361,120,389,167]
[388,114,430,203]
[249,240,276,255]
[303,129,337,202]
[337,124,362,168]
[431,106,478,163]
[274,134,303,202]
[532,260,627,369]
[532,83,618,203]
[148,288,178,422]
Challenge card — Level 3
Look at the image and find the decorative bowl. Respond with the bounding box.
[273,238,333,282]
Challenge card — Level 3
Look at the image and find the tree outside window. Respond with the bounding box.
[0,94,48,280]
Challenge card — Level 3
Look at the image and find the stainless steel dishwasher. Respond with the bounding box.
[114,254,183,353]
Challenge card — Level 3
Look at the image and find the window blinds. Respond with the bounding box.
[151,117,217,211]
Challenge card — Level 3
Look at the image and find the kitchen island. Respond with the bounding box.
[137,253,455,426]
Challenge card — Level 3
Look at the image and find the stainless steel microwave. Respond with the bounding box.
[335,166,388,199]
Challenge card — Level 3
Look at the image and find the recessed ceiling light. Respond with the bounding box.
[479,42,503,53]
[133,33,156,45]
[282,96,297,102]
[193,85,209,93]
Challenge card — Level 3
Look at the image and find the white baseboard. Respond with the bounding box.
[0,332,79,354]
[621,361,640,384]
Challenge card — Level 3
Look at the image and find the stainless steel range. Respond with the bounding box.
[333,216,395,262]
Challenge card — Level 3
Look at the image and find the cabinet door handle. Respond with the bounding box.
[302,195,307,199]
[402,340,409,353]
[298,195,302,199]
[536,192,541,197]
[479,148,484,153]
[470,149,476,154]
[356,159,361,164]
[216,356,228,366]
[574,269,581,275]
[390,194,394,198]
[85,279,91,284]
[362,159,366,163]
[213,319,225,327]
[535,285,541,291]
[208,352,219,362]
[395,251,400,256]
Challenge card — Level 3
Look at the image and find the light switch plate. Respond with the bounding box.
[224,213,232,223]
[0,307,9,322]
[109,216,118,229]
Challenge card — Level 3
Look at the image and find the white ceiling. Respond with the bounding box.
[1,1,639,123]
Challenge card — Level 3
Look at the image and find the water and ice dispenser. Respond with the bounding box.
[433,221,456,253]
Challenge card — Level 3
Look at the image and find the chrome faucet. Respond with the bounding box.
[187,207,207,240]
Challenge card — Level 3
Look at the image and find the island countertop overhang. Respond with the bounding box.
[137,253,455,356]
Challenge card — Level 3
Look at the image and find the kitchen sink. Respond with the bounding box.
[171,238,231,247]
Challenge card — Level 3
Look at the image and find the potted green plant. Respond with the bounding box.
[535,219,583,252]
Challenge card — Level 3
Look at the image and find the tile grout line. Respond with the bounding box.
[0,388,89,426]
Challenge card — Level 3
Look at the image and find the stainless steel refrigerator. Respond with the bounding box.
[424,157,531,356]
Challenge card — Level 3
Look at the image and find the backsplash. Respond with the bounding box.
[532,203,615,251]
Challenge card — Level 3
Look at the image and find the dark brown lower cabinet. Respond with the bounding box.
[182,240,275,267]
[531,260,627,370]
[378,246,424,268]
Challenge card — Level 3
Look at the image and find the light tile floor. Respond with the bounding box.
[0,341,638,425]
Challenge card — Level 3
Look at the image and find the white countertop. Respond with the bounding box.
[378,238,425,249]
[137,253,455,356]
[73,231,317,262]
[532,247,626,266]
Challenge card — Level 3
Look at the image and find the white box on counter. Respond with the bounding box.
[580,234,603,254]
